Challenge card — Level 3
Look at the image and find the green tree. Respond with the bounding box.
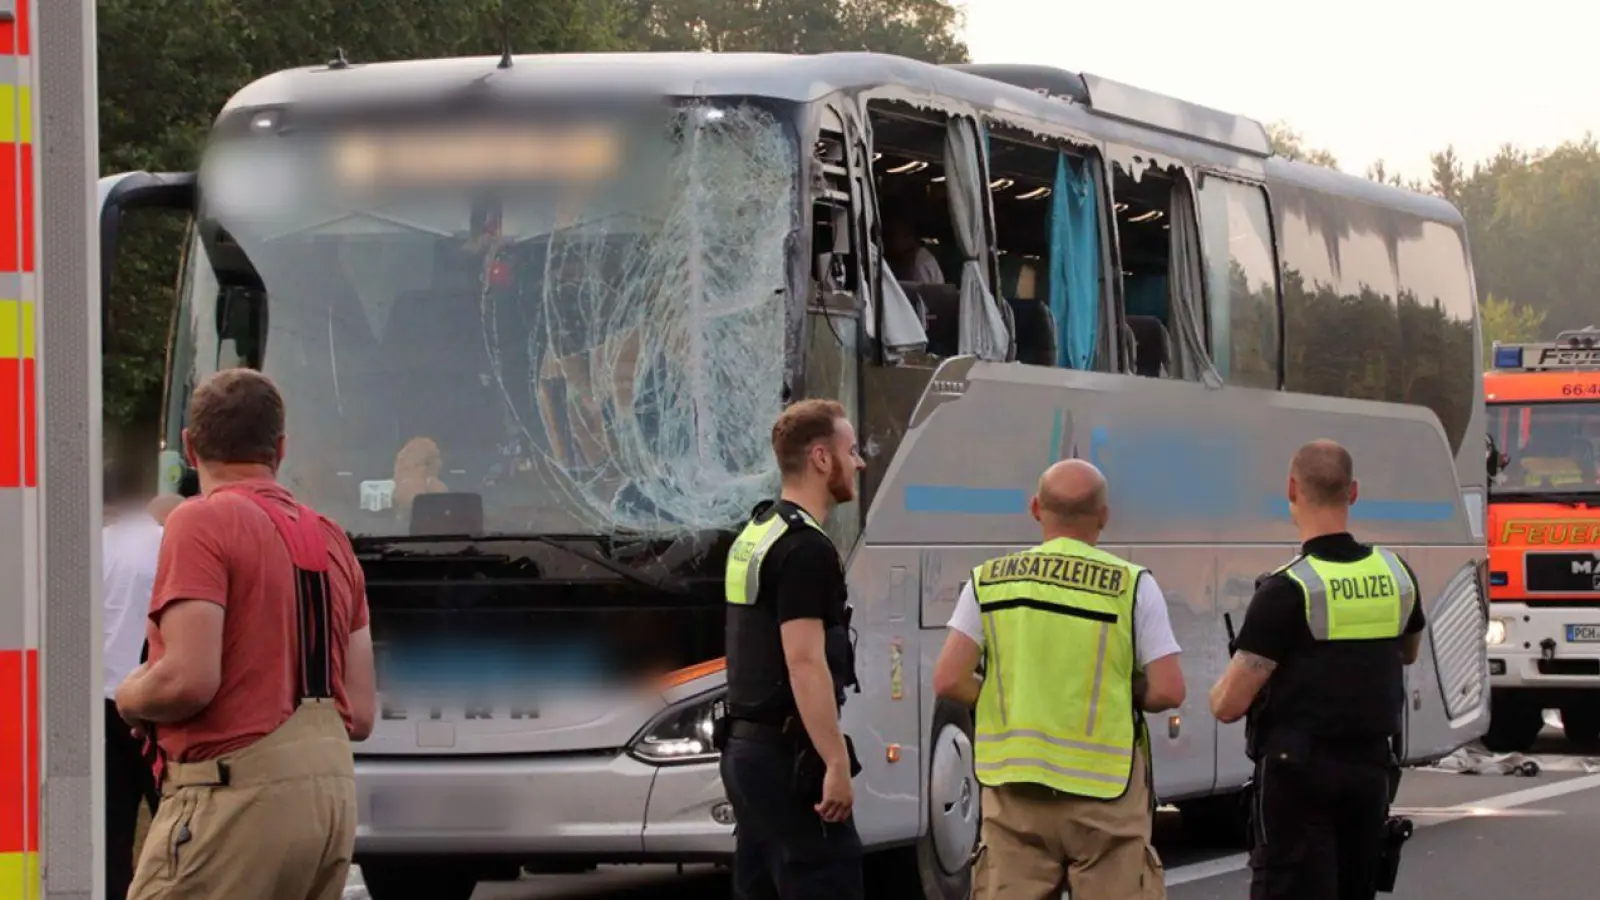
[1266,121,1339,169]
[1478,294,1547,358]
[1452,135,1600,337]
[621,0,968,61]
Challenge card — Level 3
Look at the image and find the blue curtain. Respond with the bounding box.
[1049,154,1100,368]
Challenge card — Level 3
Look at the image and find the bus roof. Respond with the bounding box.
[217,51,1466,228]
[223,52,1272,149]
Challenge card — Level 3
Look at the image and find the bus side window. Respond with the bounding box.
[1197,174,1281,390]
[984,125,1109,370]
[1110,159,1215,382]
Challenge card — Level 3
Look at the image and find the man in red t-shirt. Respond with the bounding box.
[114,368,377,900]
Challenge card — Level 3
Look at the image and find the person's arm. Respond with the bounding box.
[345,564,377,740]
[1399,559,1427,666]
[933,582,984,707]
[775,541,850,773]
[346,627,376,740]
[115,503,228,724]
[1209,578,1300,724]
[1132,573,1186,713]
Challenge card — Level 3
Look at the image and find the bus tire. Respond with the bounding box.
[1176,791,1250,848]
[867,699,979,900]
[1481,693,1544,754]
[359,859,478,900]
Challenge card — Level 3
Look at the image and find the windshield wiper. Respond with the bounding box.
[348,532,698,598]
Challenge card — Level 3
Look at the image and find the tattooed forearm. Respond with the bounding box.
[1236,651,1278,674]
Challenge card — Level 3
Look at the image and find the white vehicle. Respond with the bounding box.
[99,52,1491,899]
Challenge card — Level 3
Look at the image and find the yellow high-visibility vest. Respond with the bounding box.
[725,503,824,607]
[1276,548,1416,641]
[971,537,1142,799]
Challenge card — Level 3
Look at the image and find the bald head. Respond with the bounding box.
[1036,459,1109,523]
[1290,440,1355,509]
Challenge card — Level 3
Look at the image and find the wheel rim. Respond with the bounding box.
[928,722,979,876]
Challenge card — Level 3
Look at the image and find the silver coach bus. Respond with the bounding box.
[100,51,1490,900]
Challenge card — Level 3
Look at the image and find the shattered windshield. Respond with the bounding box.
[1489,401,1600,495]
[165,101,799,538]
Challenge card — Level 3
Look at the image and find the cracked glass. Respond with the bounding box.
[170,102,798,538]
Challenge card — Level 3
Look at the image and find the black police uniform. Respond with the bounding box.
[1234,532,1426,900]
[721,499,862,900]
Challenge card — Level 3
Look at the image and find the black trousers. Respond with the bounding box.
[105,699,160,900]
[720,735,864,900]
[1249,742,1390,900]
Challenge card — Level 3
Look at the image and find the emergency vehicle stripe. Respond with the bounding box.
[0,1,28,56]
[0,304,34,490]
[0,0,34,493]
[1,6,40,898]
[0,648,40,853]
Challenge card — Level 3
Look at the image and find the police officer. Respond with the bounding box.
[1209,439,1427,900]
[933,459,1186,900]
[720,398,866,899]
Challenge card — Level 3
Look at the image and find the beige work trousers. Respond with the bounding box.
[972,747,1165,900]
[127,699,357,900]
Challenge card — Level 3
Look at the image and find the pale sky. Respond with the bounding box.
[964,0,1599,181]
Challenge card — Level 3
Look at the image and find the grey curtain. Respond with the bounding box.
[1167,178,1222,386]
[944,117,1010,360]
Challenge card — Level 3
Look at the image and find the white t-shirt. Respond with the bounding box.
[102,514,164,699]
[946,570,1182,668]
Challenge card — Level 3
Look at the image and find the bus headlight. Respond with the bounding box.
[629,691,723,766]
[1486,618,1508,646]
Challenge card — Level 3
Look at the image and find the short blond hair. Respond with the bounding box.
[770,400,847,476]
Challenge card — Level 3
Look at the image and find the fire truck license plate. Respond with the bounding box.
[1566,625,1600,643]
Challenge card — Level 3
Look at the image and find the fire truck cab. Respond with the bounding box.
[1483,327,1600,752]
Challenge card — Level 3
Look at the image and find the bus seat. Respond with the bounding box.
[904,282,961,356]
[1007,297,1056,367]
[1125,315,1170,378]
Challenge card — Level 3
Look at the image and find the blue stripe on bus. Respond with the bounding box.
[903,485,1029,515]
[1260,497,1457,522]
[902,485,1457,522]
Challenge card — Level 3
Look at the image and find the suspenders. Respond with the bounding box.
[215,485,337,703]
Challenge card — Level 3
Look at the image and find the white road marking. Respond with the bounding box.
[1162,772,1600,887]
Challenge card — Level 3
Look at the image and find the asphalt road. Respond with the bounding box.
[350,726,1600,900]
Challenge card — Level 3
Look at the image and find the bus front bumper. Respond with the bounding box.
[352,752,734,859]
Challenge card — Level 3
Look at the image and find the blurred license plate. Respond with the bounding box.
[369,788,514,831]
[1566,624,1600,643]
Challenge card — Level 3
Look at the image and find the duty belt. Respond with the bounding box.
[728,718,788,744]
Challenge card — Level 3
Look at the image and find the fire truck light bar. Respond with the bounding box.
[1492,327,1600,371]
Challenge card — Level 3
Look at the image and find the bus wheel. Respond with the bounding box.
[1561,703,1600,746]
[867,699,978,900]
[1481,694,1544,754]
[359,859,478,900]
